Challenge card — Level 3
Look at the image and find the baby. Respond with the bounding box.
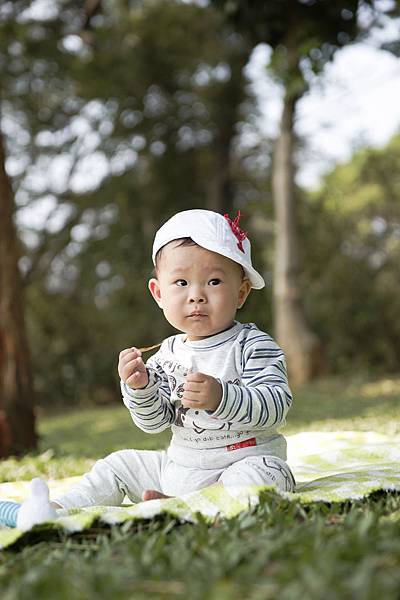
[0,209,295,527]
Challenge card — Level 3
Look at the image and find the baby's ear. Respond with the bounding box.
[148,278,163,308]
[238,278,252,309]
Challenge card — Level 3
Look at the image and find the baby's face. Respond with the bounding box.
[149,242,252,340]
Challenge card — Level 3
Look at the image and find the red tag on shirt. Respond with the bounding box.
[226,438,257,452]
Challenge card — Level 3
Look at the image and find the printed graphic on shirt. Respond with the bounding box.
[172,377,241,433]
[157,359,190,405]
[171,428,256,446]
[174,399,234,432]
[175,406,190,427]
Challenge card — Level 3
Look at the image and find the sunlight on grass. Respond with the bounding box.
[0,407,171,482]
[286,375,400,435]
[38,406,171,458]
[360,377,400,398]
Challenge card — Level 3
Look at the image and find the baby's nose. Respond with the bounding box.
[189,289,205,303]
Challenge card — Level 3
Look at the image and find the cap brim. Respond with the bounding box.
[244,267,265,290]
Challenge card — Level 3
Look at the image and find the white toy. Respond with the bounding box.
[16,478,58,531]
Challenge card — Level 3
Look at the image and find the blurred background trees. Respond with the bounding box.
[301,134,400,374]
[0,0,399,454]
[211,0,399,384]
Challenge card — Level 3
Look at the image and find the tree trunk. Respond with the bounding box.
[208,144,234,214]
[0,122,37,456]
[272,91,323,386]
[207,43,251,213]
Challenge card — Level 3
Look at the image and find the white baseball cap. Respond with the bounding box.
[152,209,265,289]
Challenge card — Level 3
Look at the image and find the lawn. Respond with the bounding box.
[1,375,400,599]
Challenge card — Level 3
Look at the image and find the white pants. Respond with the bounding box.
[55,444,295,510]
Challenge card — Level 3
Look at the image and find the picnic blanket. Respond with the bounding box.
[1,431,399,549]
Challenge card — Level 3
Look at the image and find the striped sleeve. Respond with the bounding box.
[120,349,175,434]
[210,330,293,428]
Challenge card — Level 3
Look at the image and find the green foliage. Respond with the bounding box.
[300,135,400,373]
[2,0,400,409]
[212,0,362,55]
[210,0,394,95]
[1,0,271,406]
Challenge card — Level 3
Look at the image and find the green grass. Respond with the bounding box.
[287,375,400,436]
[1,374,400,599]
[1,493,400,599]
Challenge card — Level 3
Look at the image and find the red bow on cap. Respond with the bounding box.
[224,210,247,253]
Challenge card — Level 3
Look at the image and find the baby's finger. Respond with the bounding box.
[183,382,201,394]
[124,356,145,374]
[126,371,146,387]
[121,350,142,367]
[127,347,142,361]
[186,371,206,383]
[182,391,201,403]
[119,347,141,363]
[182,399,208,411]
[120,357,142,379]
[119,348,134,360]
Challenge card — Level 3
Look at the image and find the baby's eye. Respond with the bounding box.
[175,279,188,286]
[209,278,222,286]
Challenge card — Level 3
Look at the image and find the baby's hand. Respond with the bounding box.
[182,372,222,412]
[118,347,149,389]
